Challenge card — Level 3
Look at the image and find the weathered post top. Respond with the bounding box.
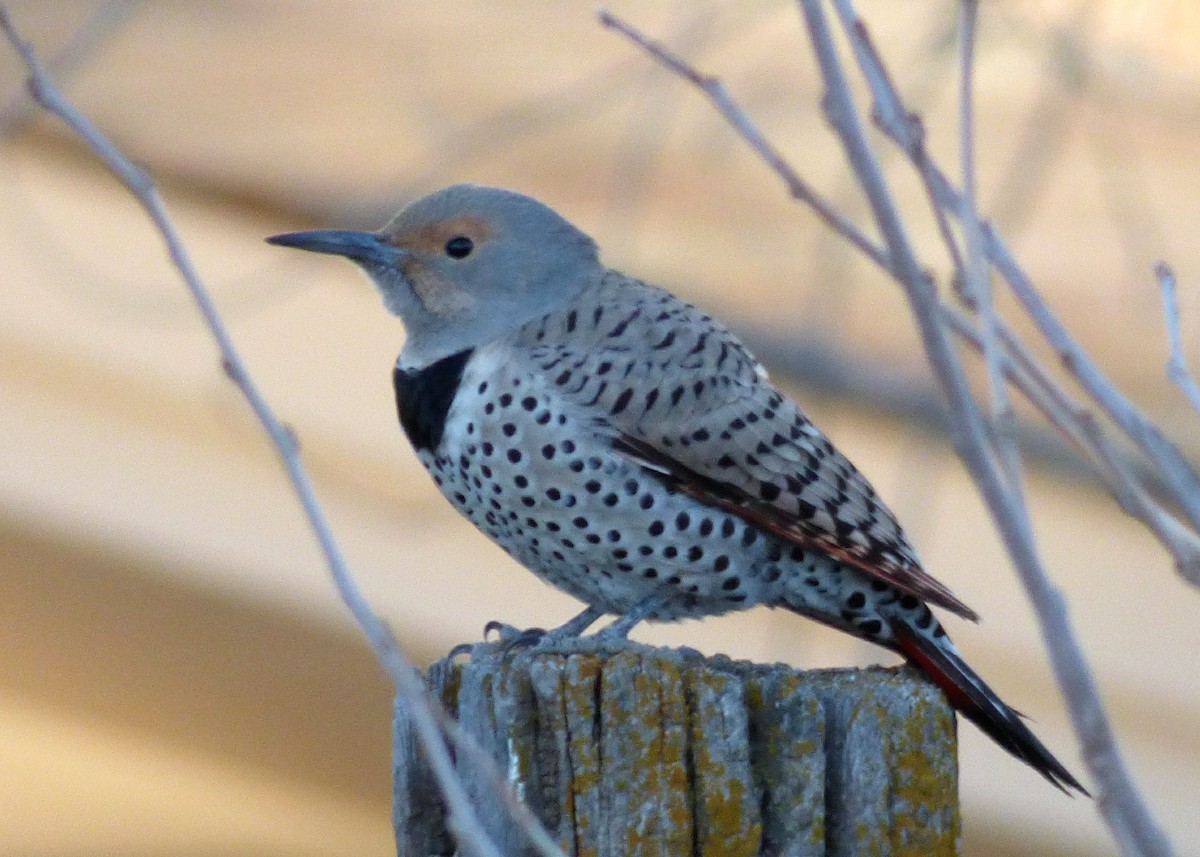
[394,644,960,857]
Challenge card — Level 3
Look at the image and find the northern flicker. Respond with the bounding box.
[267,183,1086,794]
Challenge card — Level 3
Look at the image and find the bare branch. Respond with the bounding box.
[830,0,1200,535]
[1071,412,1200,586]
[596,7,892,273]
[595,22,1185,834]
[609,0,1180,844]
[834,0,1200,579]
[0,0,139,138]
[599,2,1185,846]
[986,228,1200,533]
[797,0,997,489]
[943,309,1200,584]
[0,8,533,857]
[995,326,1200,584]
[956,0,1023,492]
[819,2,1175,853]
[1156,262,1200,415]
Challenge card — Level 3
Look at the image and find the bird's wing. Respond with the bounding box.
[517,273,978,621]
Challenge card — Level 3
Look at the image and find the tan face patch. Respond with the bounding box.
[398,255,477,317]
[384,214,496,255]
[384,213,496,317]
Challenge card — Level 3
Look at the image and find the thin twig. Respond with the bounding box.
[597,6,893,274]
[1072,413,1200,585]
[603,1,1200,579]
[600,0,1197,595]
[797,0,993,485]
[943,308,1200,583]
[595,24,1188,831]
[1155,262,1200,415]
[985,227,1200,534]
[821,2,1174,854]
[0,0,139,138]
[0,7,522,857]
[863,0,1200,569]
[956,0,1023,492]
[836,3,1200,535]
[994,322,1200,583]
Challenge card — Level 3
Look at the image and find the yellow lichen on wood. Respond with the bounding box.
[886,672,960,857]
[602,651,693,856]
[562,654,603,857]
[394,644,959,857]
[686,665,761,857]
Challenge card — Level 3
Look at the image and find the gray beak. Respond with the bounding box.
[265,229,400,265]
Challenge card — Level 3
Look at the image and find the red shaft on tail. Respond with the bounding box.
[891,620,1088,795]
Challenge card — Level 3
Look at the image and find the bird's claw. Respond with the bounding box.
[483,620,548,653]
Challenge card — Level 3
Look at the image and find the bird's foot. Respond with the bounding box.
[453,603,670,660]
[446,622,542,660]
[523,598,669,655]
[455,607,611,658]
[483,620,549,652]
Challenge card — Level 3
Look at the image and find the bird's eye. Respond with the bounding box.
[445,235,474,259]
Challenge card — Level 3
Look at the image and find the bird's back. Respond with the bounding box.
[505,270,973,619]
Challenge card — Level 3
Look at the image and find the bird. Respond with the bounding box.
[267,183,1086,794]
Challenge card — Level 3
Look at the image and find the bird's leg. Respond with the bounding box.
[537,605,606,645]
[592,594,669,641]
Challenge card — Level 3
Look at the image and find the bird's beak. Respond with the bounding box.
[265,229,401,266]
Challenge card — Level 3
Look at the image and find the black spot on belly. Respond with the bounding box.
[393,349,473,453]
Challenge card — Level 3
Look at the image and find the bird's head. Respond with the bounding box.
[267,184,600,367]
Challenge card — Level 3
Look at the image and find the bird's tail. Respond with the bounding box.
[889,617,1089,796]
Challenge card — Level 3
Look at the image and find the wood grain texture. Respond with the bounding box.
[394,644,959,856]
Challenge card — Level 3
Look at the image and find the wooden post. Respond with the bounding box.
[394,644,960,857]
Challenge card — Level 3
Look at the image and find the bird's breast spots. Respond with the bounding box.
[393,349,474,453]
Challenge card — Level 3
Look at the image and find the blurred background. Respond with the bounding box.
[2,1,1199,855]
